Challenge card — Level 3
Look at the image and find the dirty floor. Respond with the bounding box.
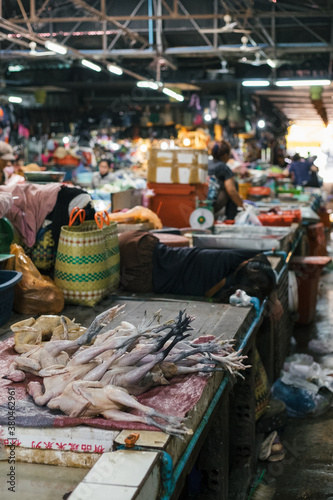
[261,267,333,500]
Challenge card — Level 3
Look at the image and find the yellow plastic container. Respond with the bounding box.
[238,182,252,200]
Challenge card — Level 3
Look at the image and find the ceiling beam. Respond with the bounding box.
[30,0,35,21]
[107,0,146,51]
[69,0,149,48]
[8,11,333,24]
[16,0,33,34]
[0,17,151,82]
[36,0,50,18]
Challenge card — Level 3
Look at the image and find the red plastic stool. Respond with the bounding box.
[290,256,331,324]
[307,223,327,256]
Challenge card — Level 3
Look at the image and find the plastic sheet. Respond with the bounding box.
[5,244,64,315]
[108,205,163,229]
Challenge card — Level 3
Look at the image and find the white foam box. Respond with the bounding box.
[147,148,208,184]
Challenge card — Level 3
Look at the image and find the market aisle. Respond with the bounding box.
[269,267,333,500]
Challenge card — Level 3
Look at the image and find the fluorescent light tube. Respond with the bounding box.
[275,79,331,87]
[267,59,276,68]
[162,87,184,101]
[8,96,22,103]
[45,40,68,55]
[81,59,102,72]
[137,81,159,90]
[108,64,123,75]
[242,80,270,87]
[8,65,23,72]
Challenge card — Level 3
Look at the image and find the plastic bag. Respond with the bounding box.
[271,378,332,418]
[283,353,333,393]
[5,244,64,315]
[108,206,163,229]
[234,206,262,226]
[271,352,333,417]
[230,289,253,307]
[229,289,260,314]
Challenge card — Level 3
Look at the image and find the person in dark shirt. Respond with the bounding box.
[208,141,244,219]
[288,153,320,187]
[118,231,283,321]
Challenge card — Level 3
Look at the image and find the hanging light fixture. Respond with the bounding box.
[162,87,184,101]
[107,64,123,75]
[8,96,22,103]
[275,79,331,87]
[137,81,159,90]
[45,40,68,55]
[242,80,270,87]
[81,59,102,72]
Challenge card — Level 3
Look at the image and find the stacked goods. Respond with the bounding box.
[147,147,208,184]
[147,146,209,227]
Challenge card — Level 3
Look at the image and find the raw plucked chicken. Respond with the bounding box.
[5,306,250,436]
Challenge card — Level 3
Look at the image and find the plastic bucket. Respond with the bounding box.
[238,182,251,200]
[0,270,23,327]
[0,218,14,254]
[290,256,331,324]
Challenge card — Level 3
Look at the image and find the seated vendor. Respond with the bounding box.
[208,141,244,220]
[91,159,116,189]
[118,231,283,321]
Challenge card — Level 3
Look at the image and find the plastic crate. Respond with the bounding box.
[148,182,208,228]
[258,209,301,227]
[0,270,22,327]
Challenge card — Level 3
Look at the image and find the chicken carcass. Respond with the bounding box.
[11,315,86,353]
[47,381,191,436]
[6,305,124,382]
[7,306,251,439]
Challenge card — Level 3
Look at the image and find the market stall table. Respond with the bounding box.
[0,296,257,500]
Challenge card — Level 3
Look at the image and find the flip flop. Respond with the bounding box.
[267,451,285,462]
[259,431,277,461]
[268,435,285,462]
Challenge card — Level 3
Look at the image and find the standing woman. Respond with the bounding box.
[208,141,244,220]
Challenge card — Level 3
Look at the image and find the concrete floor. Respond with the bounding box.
[260,267,333,500]
[0,461,87,500]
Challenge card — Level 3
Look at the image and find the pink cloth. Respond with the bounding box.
[0,192,14,218]
[0,183,62,247]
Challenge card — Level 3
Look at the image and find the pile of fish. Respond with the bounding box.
[5,305,249,436]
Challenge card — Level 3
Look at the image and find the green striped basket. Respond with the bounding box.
[54,220,120,306]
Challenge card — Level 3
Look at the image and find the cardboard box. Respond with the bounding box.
[148,148,208,184]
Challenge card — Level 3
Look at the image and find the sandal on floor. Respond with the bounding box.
[259,431,277,461]
[267,436,285,462]
[267,451,285,462]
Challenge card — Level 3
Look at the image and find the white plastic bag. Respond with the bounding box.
[229,289,253,307]
[234,206,262,226]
